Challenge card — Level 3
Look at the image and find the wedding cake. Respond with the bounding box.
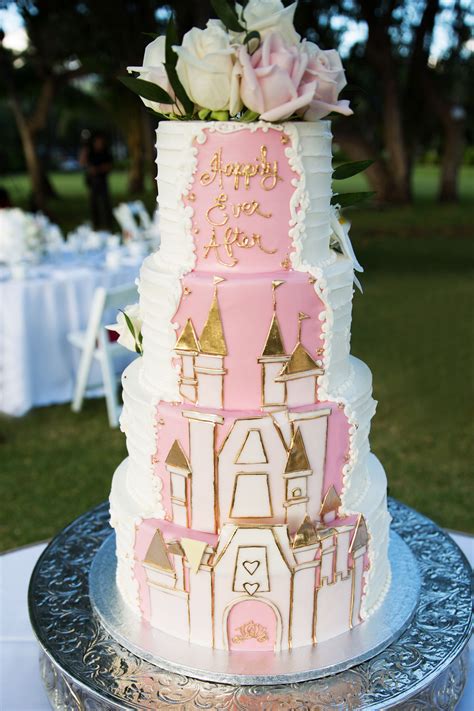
[110,0,391,652]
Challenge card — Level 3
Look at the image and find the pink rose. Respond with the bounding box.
[300,43,353,120]
[236,33,317,122]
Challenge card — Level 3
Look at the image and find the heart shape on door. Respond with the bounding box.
[243,560,260,575]
[243,582,260,596]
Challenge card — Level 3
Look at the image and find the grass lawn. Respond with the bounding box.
[1,166,473,550]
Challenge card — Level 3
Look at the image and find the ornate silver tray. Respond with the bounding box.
[29,498,472,709]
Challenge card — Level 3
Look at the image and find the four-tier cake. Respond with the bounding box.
[109,119,391,652]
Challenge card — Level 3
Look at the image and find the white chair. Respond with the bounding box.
[68,283,138,427]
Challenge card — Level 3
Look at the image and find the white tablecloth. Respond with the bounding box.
[0,252,141,417]
[0,532,472,710]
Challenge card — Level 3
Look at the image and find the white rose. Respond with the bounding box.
[127,36,182,115]
[236,0,300,45]
[173,20,242,114]
[107,303,143,353]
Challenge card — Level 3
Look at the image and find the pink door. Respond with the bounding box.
[227,599,277,651]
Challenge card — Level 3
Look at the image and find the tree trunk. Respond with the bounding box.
[12,107,48,212]
[439,112,465,202]
[381,75,412,203]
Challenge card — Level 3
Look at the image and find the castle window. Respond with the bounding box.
[285,477,307,502]
[230,473,272,518]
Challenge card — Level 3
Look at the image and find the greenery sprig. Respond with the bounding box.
[332,160,375,208]
[120,309,143,355]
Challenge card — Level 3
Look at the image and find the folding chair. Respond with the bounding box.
[68,283,138,427]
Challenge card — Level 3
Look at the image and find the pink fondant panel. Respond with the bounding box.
[227,599,277,651]
[174,270,324,411]
[185,128,297,273]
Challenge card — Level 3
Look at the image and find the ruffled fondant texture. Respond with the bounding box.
[110,119,391,643]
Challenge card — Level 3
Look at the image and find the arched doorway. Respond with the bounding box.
[226,598,278,651]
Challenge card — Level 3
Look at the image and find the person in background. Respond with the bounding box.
[79,131,114,231]
[0,187,12,208]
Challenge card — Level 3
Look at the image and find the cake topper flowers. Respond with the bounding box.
[121,0,352,124]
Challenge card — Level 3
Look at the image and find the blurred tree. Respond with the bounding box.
[296,0,471,204]
[0,21,84,210]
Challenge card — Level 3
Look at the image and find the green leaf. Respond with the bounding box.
[121,309,143,355]
[119,75,174,104]
[163,14,194,116]
[210,0,245,32]
[243,30,260,49]
[198,108,211,120]
[331,192,375,208]
[333,160,374,180]
[165,17,179,68]
[164,62,194,116]
[239,109,260,122]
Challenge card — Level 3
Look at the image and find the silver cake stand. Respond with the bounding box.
[29,498,472,710]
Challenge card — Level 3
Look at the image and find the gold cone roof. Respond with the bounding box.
[165,439,191,473]
[175,318,200,353]
[261,313,286,357]
[199,290,227,356]
[285,428,310,473]
[320,485,342,516]
[279,342,319,376]
[349,515,369,552]
[144,529,174,572]
[293,514,319,549]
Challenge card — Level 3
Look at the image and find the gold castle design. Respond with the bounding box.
[138,281,370,650]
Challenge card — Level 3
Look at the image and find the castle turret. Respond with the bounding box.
[283,427,312,528]
[320,485,341,524]
[165,439,192,527]
[175,319,200,403]
[275,313,323,406]
[349,515,369,627]
[195,278,227,408]
[183,410,224,533]
[258,280,289,409]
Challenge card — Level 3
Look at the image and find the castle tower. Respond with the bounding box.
[195,278,227,408]
[165,439,192,527]
[283,428,312,529]
[288,408,331,520]
[175,319,200,403]
[183,410,224,533]
[275,313,323,406]
[320,485,342,524]
[292,514,320,564]
[143,529,189,640]
[314,524,354,643]
[349,515,369,627]
[258,280,289,410]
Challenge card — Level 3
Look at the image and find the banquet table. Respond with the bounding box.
[0,250,142,417]
[0,530,472,710]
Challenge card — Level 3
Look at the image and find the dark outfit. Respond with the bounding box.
[85,147,114,230]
